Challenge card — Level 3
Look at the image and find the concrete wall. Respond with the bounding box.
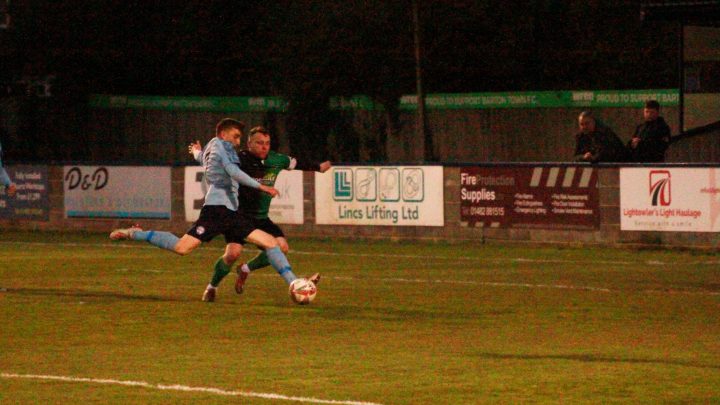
[2,165,719,249]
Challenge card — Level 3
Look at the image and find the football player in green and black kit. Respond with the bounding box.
[191,126,330,295]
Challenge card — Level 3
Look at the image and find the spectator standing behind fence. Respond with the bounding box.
[574,111,629,163]
[0,137,17,197]
[627,100,671,162]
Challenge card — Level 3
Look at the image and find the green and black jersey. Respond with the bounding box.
[237,150,320,219]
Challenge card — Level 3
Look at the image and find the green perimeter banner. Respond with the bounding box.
[90,89,678,112]
[89,95,288,112]
[402,89,679,110]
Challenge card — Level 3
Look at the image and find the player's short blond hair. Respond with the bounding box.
[249,126,270,137]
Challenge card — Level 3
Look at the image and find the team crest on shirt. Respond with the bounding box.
[196,226,205,235]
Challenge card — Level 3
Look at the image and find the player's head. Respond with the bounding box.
[643,99,660,122]
[247,126,271,159]
[578,111,596,134]
[216,118,246,146]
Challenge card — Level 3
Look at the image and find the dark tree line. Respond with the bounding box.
[1,0,678,162]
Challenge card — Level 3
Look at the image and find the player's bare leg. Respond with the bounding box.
[173,234,202,255]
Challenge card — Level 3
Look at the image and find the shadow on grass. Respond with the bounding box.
[1,287,193,303]
[476,352,720,370]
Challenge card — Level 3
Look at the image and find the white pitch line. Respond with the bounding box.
[0,372,383,405]
[324,275,719,296]
[330,275,612,293]
[110,269,607,294]
[1,240,718,296]
[115,268,164,273]
[290,250,640,266]
[1,240,704,266]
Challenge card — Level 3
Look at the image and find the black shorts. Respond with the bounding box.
[186,205,258,244]
[253,217,285,239]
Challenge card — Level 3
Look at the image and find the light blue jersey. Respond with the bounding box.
[0,139,12,187]
[202,137,261,211]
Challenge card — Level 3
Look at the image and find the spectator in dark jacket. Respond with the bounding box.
[627,100,671,162]
[574,111,629,163]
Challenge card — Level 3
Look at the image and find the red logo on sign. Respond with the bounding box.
[649,170,671,206]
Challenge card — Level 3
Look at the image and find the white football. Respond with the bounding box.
[289,278,317,305]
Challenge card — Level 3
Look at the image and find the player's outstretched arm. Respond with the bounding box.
[212,141,263,189]
[287,155,332,173]
[225,162,262,189]
[189,140,203,163]
[259,184,279,197]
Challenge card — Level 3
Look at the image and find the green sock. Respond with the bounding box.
[247,251,271,271]
[210,257,232,287]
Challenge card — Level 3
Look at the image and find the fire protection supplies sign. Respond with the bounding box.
[459,166,599,230]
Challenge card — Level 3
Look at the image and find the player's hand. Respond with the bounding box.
[630,137,640,148]
[188,140,202,155]
[259,184,279,197]
[318,161,332,173]
[6,183,16,197]
[583,152,593,161]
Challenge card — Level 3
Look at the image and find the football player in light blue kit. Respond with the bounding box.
[110,118,301,302]
[0,138,17,197]
[190,126,325,295]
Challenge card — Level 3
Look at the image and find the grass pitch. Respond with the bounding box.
[1,230,719,404]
